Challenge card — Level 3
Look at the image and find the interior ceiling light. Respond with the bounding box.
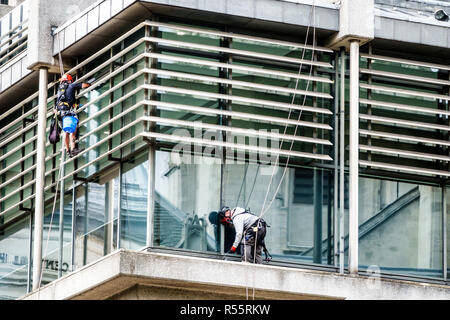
[434,9,449,22]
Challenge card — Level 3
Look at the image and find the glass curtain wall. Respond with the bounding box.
[447,186,449,282]
[358,178,443,278]
[40,195,73,287]
[356,45,448,279]
[120,152,148,250]
[150,20,336,267]
[154,150,221,252]
[3,17,450,301]
[0,217,30,300]
[222,163,334,265]
[74,182,108,268]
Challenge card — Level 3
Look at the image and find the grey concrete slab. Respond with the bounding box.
[21,250,450,300]
[226,0,255,19]
[197,0,226,13]
[375,16,394,39]
[421,24,448,48]
[314,6,339,31]
[255,0,284,23]
[169,0,198,8]
[282,2,314,27]
[393,19,422,44]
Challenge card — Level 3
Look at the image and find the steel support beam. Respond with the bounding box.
[32,67,48,291]
[147,148,155,248]
[58,135,66,278]
[349,40,360,275]
[339,47,346,275]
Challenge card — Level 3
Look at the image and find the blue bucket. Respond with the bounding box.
[62,116,78,134]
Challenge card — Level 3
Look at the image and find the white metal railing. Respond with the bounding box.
[359,53,450,178]
[0,1,29,68]
[0,19,335,217]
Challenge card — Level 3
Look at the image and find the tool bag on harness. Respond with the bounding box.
[245,218,273,263]
[48,115,61,145]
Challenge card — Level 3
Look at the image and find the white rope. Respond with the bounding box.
[37,137,64,295]
[258,2,317,222]
[248,0,318,300]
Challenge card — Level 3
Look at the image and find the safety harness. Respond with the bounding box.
[55,82,76,119]
[246,218,272,263]
[233,209,273,263]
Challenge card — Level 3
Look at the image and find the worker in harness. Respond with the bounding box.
[218,206,272,264]
[54,74,91,158]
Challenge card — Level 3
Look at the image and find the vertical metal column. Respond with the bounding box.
[27,213,33,293]
[32,67,48,291]
[58,134,65,278]
[349,40,360,275]
[147,149,155,248]
[339,47,346,274]
[313,169,323,264]
[146,22,157,249]
[219,35,233,254]
[443,185,447,281]
[333,52,340,268]
[312,49,322,265]
[71,182,76,272]
[116,165,122,249]
[107,181,115,253]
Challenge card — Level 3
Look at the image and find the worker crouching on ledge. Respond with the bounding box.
[218,206,272,264]
[54,73,91,158]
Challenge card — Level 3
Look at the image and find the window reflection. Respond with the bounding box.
[223,163,334,265]
[41,199,73,286]
[74,182,108,267]
[447,187,449,280]
[154,151,220,252]
[359,178,443,278]
[0,218,29,300]
[120,154,148,250]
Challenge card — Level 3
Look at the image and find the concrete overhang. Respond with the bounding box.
[21,250,450,300]
[371,14,450,63]
[0,71,38,113]
[52,0,339,64]
[368,3,450,63]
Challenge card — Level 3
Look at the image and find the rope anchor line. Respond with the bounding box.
[244,0,318,301]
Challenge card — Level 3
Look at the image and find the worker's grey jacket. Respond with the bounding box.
[231,207,260,249]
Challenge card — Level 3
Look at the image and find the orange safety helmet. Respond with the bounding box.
[60,74,73,83]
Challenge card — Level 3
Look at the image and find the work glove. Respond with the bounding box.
[230,246,237,253]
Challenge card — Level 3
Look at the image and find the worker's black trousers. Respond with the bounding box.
[241,242,263,264]
[240,219,267,264]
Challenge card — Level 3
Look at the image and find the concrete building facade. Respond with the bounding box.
[0,0,449,300]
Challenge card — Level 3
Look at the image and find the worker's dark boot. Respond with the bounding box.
[70,148,84,157]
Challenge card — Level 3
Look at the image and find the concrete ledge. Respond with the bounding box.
[21,250,450,300]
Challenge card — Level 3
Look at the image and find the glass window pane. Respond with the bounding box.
[358,177,443,278]
[0,217,30,300]
[120,152,149,250]
[154,150,221,253]
[41,195,73,286]
[223,163,335,265]
[74,182,108,268]
[447,186,449,280]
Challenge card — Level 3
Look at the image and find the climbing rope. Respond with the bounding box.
[247,0,318,300]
